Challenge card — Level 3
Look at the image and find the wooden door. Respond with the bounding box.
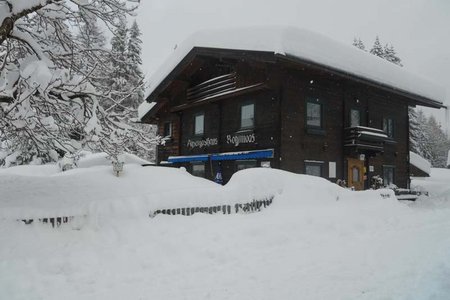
[347,158,364,190]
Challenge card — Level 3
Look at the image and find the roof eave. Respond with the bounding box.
[275,53,444,109]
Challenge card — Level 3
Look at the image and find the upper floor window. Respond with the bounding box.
[306,97,326,135]
[194,113,204,135]
[240,103,255,129]
[163,121,172,137]
[306,97,324,129]
[307,101,322,128]
[383,117,394,138]
[350,109,361,127]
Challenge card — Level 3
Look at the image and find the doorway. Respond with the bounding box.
[347,157,365,190]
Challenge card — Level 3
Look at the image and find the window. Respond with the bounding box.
[240,103,254,129]
[383,166,395,186]
[305,161,323,177]
[306,97,325,134]
[350,109,361,127]
[194,113,204,135]
[383,117,394,138]
[352,166,360,182]
[192,163,205,177]
[306,101,322,128]
[163,122,172,137]
[236,160,257,171]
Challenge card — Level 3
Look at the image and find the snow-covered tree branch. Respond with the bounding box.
[0,0,158,166]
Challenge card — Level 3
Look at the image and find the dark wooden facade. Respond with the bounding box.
[141,47,443,189]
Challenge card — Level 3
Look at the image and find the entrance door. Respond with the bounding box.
[347,158,364,190]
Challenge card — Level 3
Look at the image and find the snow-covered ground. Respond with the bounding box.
[412,168,450,209]
[1,157,450,300]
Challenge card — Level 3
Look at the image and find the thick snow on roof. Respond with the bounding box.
[410,151,431,175]
[137,101,156,120]
[145,26,445,105]
[447,150,450,168]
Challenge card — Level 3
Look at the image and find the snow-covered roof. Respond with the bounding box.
[144,26,445,108]
[447,150,450,168]
[410,151,431,175]
[137,101,156,121]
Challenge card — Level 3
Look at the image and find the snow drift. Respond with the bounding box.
[0,153,397,223]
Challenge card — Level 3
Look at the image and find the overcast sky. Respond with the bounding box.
[136,0,450,132]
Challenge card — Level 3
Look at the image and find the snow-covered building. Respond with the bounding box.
[409,151,431,177]
[139,27,445,189]
[447,150,450,169]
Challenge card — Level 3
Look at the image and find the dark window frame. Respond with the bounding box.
[239,101,255,130]
[163,121,172,137]
[304,160,324,177]
[305,97,326,135]
[382,165,396,186]
[236,160,258,172]
[191,162,206,177]
[383,116,395,139]
[349,108,361,127]
[193,112,205,136]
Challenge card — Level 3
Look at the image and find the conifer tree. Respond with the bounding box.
[415,110,432,160]
[126,20,144,110]
[76,14,109,94]
[383,43,403,66]
[110,18,130,105]
[370,36,384,58]
[352,37,366,51]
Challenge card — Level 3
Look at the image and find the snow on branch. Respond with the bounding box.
[0,0,156,166]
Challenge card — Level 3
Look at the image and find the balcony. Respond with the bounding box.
[344,126,390,153]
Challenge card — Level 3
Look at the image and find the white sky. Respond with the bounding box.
[136,0,450,132]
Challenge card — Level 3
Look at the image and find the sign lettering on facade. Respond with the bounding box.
[187,138,218,149]
[226,133,256,147]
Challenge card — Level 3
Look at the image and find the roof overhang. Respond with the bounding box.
[275,54,445,109]
[141,28,446,121]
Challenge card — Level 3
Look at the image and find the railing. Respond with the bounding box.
[19,196,275,228]
[187,73,237,101]
[344,126,389,153]
[150,196,274,217]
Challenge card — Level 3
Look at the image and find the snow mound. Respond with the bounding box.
[0,160,399,222]
[77,151,152,168]
[412,168,450,208]
[2,167,450,299]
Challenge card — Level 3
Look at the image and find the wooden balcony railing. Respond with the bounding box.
[344,126,390,153]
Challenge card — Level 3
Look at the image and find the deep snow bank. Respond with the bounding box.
[1,158,450,300]
[0,167,449,300]
[412,168,450,208]
[0,156,398,222]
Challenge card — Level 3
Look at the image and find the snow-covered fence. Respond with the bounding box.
[19,197,275,228]
[150,196,274,218]
[21,216,74,227]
